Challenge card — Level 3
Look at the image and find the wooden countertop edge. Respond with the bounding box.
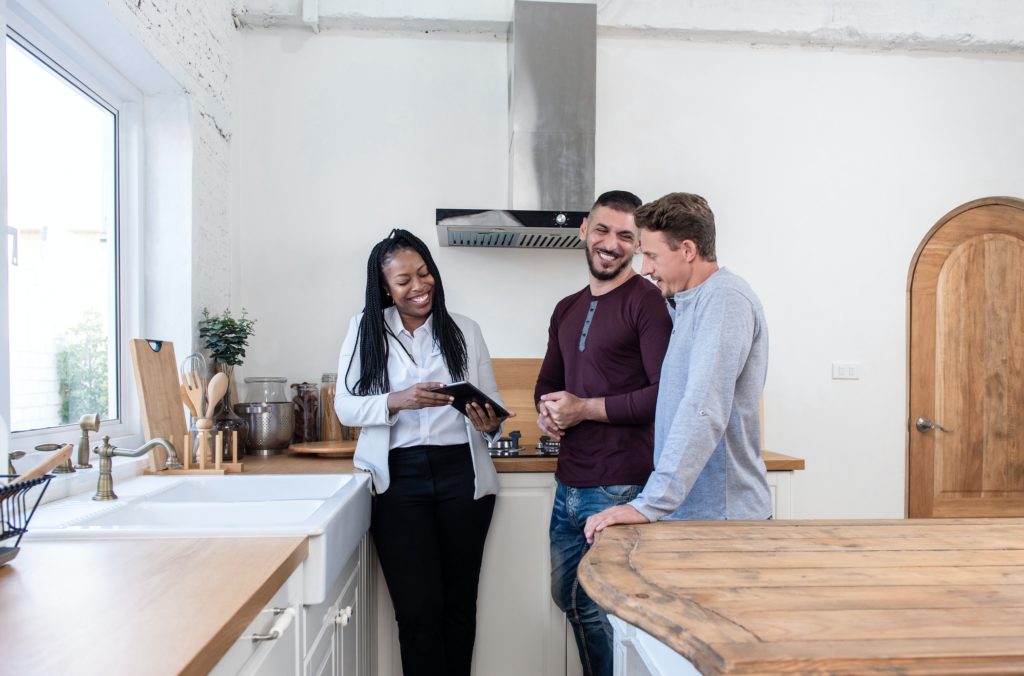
[181,537,309,676]
[761,450,804,470]
[579,526,743,675]
[246,450,803,474]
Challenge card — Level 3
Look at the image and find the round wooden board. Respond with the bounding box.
[288,440,356,457]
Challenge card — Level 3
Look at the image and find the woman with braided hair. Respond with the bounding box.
[335,229,514,676]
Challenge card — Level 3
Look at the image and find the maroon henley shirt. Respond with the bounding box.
[534,274,672,488]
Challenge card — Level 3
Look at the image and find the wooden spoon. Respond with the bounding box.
[11,444,73,484]
[205,372,228,420]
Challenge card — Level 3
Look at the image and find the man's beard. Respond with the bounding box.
[585,243,632,281]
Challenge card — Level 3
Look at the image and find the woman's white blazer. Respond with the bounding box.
[334,312,504,499]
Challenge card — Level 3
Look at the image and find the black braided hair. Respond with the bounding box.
[345,229,468,396]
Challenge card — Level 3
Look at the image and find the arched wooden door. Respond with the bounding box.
[908,197,1024,518]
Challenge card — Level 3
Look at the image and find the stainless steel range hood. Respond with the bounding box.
[437,1,596,249]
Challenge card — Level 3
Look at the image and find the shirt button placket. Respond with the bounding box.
[417,339,429,444]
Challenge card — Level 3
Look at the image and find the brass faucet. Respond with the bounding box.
[93,436,180,501]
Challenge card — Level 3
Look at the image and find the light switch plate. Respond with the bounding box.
[832,362,860,380]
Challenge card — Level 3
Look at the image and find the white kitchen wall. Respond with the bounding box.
[597,40,1024,519]
[234,27,1024,520]
[233,30,585,372]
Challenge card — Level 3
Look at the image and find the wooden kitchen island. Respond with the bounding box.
[579,518,1024,676]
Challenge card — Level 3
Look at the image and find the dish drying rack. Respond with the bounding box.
[0,474,53,566]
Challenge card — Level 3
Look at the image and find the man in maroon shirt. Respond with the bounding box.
[535,190,672,676]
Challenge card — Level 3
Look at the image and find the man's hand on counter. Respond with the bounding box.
[584,505,650,544]
[540,391,607,430]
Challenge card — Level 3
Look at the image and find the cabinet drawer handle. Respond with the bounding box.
[252,607,296,643]
[335,606,353,627]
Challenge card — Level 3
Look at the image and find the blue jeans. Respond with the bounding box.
[550,481,643,676]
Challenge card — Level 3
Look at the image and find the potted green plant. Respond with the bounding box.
[198,309,257,457]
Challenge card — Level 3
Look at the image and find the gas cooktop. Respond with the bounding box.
[488,432,559,458]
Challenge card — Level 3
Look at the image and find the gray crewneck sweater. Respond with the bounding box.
[629,267,772,521]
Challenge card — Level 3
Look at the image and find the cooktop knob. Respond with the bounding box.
[555,213,567,225]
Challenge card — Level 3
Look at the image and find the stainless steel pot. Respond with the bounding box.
[234,402,294,455]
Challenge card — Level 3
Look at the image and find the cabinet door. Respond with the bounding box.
[336,577,359,675]
[305,619,335,676]
[472,473,563,676]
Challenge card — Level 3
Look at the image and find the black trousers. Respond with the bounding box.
[372,443,495,676]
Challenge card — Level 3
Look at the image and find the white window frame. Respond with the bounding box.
[5,5,142,449]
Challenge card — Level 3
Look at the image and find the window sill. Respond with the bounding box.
[10,453,150,506]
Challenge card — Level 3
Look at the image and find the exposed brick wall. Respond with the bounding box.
[102,0,234,108]
[101,0,235,334]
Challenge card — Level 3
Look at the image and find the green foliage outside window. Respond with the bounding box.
[58,309,108,424]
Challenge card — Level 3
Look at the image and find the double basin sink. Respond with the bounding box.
[25,474,372,605]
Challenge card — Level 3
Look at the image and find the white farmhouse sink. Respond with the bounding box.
[25,474,372,604]
[146,474,351,503]
[85,500,326,527]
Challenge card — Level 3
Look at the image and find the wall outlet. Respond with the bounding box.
[832,362,860,380]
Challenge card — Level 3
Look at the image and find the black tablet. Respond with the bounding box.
[430,381,509,419]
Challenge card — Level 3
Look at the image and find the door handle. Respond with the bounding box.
[916,417,954,434]
[252,607,295,642]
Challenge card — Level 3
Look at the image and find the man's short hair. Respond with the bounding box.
[634,193,717,262]
[589,190,642,219]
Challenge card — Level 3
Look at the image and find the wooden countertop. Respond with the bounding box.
[579,518,1024,676]
[0,537,307,676]
[242,449,802,475]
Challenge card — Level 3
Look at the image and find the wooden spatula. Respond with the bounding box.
[11,444,73,484]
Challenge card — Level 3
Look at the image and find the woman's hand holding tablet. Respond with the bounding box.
[430,382,516,433]
[386,382,455,415]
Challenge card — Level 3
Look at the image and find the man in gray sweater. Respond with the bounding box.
[584,192,771,541]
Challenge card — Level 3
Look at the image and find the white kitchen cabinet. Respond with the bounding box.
[336,567,359,675]
[305,532,373,676]
[610,615,699,676]
[766,470,793,519]
[209,565,304,676]
[211,532,375,676]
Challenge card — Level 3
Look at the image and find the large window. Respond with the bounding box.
[6,31,119,433]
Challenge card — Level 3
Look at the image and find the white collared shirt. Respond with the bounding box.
[385,306,471,449]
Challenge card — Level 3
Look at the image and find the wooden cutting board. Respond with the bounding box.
[129,339,188,470]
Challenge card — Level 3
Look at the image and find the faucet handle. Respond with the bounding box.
[79,413,101,433]
[75,413,100,469]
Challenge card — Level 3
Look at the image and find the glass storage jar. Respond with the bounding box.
[291,382,319,443]
[244,377,289,403]
[320,373,343,441]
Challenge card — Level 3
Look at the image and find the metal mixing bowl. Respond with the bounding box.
[234,402,294,455]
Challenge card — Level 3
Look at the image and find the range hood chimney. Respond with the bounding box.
[437,0,596,249]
